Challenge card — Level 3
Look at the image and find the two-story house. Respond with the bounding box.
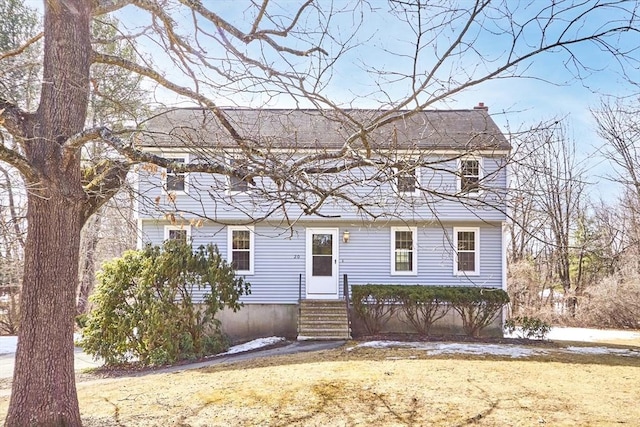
[135,106,510,340]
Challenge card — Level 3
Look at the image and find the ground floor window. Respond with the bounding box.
[391,226,417,275]
[454,227,479,275]
[164,225,191,242]
[228,226,254,275]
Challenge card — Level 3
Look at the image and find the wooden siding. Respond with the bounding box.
[140,220,504,304]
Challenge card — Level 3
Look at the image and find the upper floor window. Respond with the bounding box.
[391,226,417,275]
[227,158,252,194]
[228,226,254,275]
[165,156,188,193]
[164,225,191,243]
[453,227,479,276]
[458,157,481,195]
[395,163,419,195]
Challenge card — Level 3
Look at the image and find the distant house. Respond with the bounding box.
[135,106,510,340]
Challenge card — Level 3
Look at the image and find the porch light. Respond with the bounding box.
[342,230,350,243]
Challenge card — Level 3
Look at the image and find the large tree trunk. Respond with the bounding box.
[6,195,85,426]
[6,1,92,425]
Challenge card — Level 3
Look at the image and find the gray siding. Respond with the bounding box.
[141,220,504,304]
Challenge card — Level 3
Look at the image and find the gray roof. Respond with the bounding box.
[140,108,510,151]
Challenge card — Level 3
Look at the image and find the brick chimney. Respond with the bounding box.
[473,102,489,111]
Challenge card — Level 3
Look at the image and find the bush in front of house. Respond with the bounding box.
[351,285,401,335]
[81,240,250,366]
[351,285,509,337]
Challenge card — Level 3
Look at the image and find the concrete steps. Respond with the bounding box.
[297,299,351,340]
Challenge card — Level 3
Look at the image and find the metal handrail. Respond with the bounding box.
[343,274,351,336]
[297,273,302,335]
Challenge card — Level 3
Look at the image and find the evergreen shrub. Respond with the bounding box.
[81,240,250,366]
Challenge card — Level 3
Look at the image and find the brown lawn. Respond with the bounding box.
[2,343,639,426]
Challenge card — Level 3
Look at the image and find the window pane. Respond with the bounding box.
[461,160,480,193]
[166,158,186,192]
[458,252,475,272]
[229,159,249,192]
[168,229,187,242]
[312,234,333,255]
[167,174,185,191]
[312,255,332,276]
[230,175,248,192]
[395,231,413,250]
[232,230,251,250]
[457,232,475,251]
[395,250,413,271]
[461,160,479,175]
[397,173,416,193]
[232,250,250,271]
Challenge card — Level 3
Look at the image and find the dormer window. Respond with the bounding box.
[164,156,188,193]
[458,157,481,195]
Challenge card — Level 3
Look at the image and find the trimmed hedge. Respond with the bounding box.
[351,285,509,337]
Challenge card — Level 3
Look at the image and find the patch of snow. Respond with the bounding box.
[0,336,17,355]
[351,341,545,358]
[547,327,640,342]
[1,334,86,355]
[427,343,544,358]
[563,346,640,357]
[351,340,640,358]
[220,336,285,355]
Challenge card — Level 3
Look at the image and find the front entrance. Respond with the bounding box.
[305,228,339,299]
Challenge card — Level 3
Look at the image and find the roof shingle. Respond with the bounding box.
[140,108,510,151]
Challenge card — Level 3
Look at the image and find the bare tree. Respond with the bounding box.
[2,1,640,425]
[508,121,588,315]
[593,97,640,270]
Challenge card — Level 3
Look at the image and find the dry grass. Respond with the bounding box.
[2,345,639,426]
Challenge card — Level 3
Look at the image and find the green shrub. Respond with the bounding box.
[351,285,400,334]
[81,240,250,366]
[447,287,510,338]
[395,287,450,336]
[351,285,509,337]
[504,316,551,340]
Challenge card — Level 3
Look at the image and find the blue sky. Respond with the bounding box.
[24,0,640,199]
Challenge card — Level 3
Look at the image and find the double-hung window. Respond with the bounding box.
[395,162,419,195]
[165,156,188,193]
[391,226,417,275]
[453,227,479,275]
[164,225,191,243]
[458,157,481,195]
[227,158,251,194]
[228,226,254,275]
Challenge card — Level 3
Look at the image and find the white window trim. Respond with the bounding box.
[456,156,483,196]
[163,154,189,195]
[453,227,480,276]
[226,156,253,195]
[227,225,255,275]
[393,163,421,196]
[390,226,418,276]
[164,224,192,242]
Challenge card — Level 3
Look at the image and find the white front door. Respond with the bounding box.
[306,228,339,299]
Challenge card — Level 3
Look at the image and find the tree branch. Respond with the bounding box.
[0,100,29,140]
[82,159,130,219]
[0,143,38,183]
[93,0,132,15]
[0,33,43,61]
[177,0,327,56]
